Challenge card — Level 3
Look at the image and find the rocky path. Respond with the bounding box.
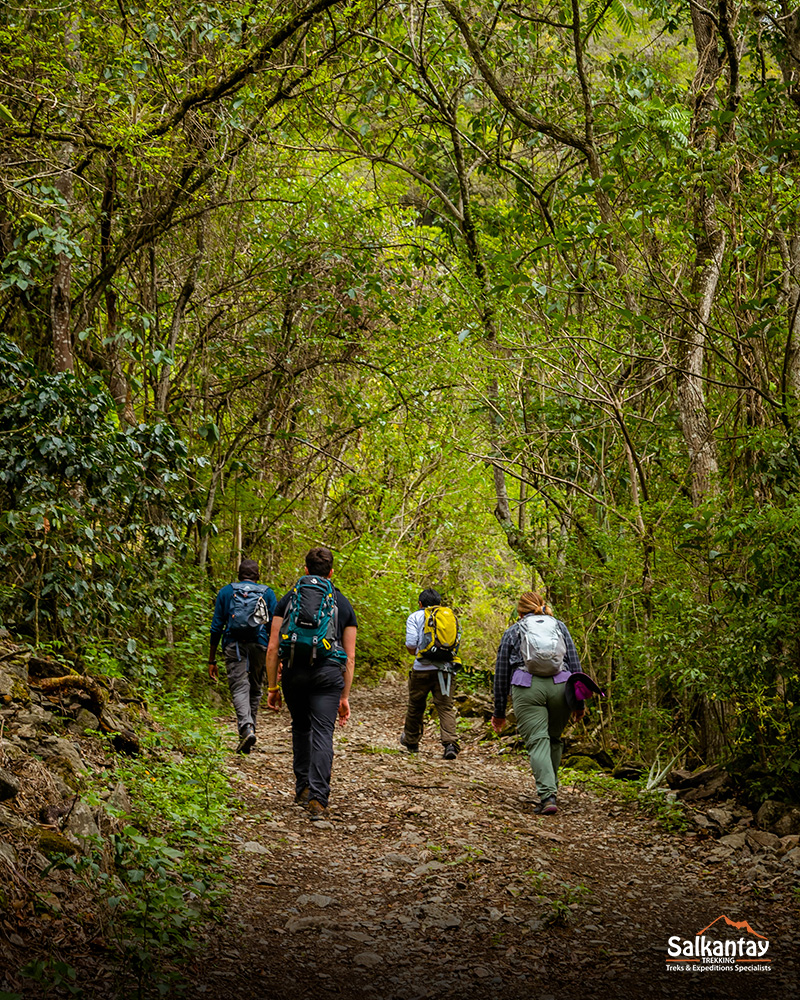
[191,676,798,1000]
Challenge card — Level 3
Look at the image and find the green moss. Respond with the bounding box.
[10,678,29,703]
[563,755,605,773]
[31,828,79,857]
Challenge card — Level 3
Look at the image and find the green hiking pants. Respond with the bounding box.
[511,676,571,800]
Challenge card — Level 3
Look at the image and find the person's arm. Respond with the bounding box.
[559,622,582,674]
[404,611,419,658]
[491,628,515,730]
[338,625,356,725]
[258,587,278,647]
[558,622,587,718]
[265,615,283,710]
[208,588,227,680]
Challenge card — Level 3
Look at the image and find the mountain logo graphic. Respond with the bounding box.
[696,915,768,940]
[666,914,771,969]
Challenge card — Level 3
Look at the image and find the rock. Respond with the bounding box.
[418,903,461,928]
[15,724,36,739]
[107,782,132,816]
[0,841,17,866]
[666,768,695,789]
[562,744,615,769]
[0,804,31,831]
[679,770,731,802]
[612,765,645,781]
[706,807,733,828]
[746,830,781,852]
[755,799,786,831]
[64,800,101,846]
[773,808,800,837]
[0,767,20,801]
[33,828,79,858]
[35,737,86,783]
[28,657,73,680]
[75,709,100,733]
[692,813,713,829]
[412,861,445,875]
[285,915,333,932]
[563,755,604,773]
[304,894,334,908]
[781,847,800,866]
[242,841,270,855]
[779,834,800,853]
[718,832,748,849]
[353,952,382,968]
[453,691,493,718]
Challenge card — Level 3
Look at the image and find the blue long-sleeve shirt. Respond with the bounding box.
[210,581,277,652]
[493,614,581,719]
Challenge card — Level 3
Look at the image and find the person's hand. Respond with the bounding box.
[490,715,506,734]
[208,661,218,681]
[267,688,282,711]
[337,696,350,726]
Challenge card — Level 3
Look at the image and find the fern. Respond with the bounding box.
[586,0,638,39]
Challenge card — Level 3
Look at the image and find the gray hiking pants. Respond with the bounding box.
[223,641,267,735]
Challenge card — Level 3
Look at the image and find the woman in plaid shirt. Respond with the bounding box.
[491,591,584,815]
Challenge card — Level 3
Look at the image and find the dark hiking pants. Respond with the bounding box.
[403,668,459,747]
[281,658,344,808]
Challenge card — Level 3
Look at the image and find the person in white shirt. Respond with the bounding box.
[399,589,460,760]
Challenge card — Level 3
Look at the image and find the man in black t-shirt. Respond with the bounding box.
[265,546,357,820]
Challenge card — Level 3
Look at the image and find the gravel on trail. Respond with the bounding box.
[191,675,799,1000]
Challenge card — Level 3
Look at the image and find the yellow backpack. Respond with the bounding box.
[418,606,461,664]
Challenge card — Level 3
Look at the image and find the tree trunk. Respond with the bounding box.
[677,6,727,505]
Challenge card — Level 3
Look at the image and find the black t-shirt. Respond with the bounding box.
[275,585,357,643]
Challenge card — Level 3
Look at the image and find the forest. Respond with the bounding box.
[3,0,798,796]
[2,2,800,996]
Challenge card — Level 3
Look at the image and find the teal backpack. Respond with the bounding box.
[278,575,347,667]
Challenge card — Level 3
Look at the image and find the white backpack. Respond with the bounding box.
[518,615,566,676]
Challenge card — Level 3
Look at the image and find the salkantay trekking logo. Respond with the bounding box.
[666,915,771,973]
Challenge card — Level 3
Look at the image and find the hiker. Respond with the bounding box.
[399,588,461,760]
[208,558,277,755]
[265,546,357,821]
[491,591,587,815]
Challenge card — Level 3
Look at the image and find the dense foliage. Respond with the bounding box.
[1,1,799,800]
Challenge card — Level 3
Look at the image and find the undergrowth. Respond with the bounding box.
[18,689,234,999]
[560,767,689,832]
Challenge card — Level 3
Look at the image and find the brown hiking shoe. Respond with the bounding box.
[294,787,310,805]
[306,799,329,821]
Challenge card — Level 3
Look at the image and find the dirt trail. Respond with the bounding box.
[193,676,798,1000]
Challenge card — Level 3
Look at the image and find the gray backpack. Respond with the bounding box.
[518,615,566,676]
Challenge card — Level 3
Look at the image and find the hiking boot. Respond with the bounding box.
[306,799,329,821]
[442,743,459,760]
[399,732,419,753]
[236,725,256,755]
[534,795,558,815]
[294,787,310,806]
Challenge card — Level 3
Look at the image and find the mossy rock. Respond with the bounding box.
[31,828,79,858]
[564,755,605,773]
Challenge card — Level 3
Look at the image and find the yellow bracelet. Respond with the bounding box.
[267,685,280,692]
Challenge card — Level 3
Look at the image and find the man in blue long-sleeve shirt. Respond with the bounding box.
[208,558,277,754]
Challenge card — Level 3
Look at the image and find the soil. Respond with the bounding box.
[190,675,798,1000]
[2,673,797,1000]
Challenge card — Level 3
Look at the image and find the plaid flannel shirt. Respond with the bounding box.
[493,615,582,719]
